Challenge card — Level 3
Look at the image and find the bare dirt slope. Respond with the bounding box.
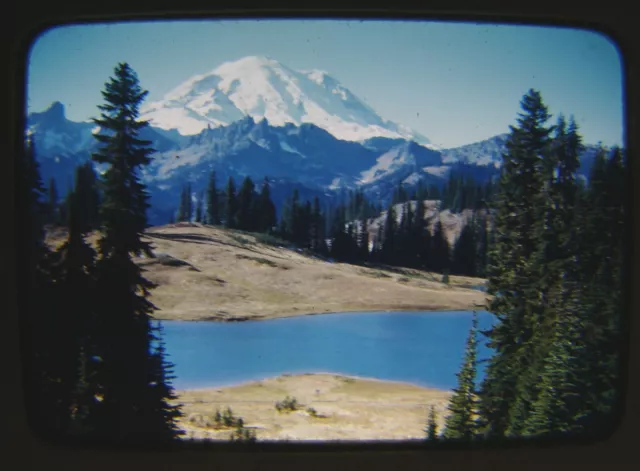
[176,373,452,442]
[46,223,487,321]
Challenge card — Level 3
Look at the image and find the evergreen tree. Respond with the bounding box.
[147,322,184,438]
[572,146,625,433]
[177,184,191,222]
[357,220,370,261]
[452,221,476,276]
[429,218,450,274]
[474,212,489,277]
[289,190,307,246]
[310,196,324,252]
[396,202,414,267]
[17,134,62,437]
[371,223,385,263]
[279,195,292,241]
[476,89,553,439]
[411,199,428,269]
[381,203,397,264]
[443,311,479,441]
[301,200,312,248]
[522,281,588,438]
[90,62,182,443]
[55,163,101,436]
[426,405,439,440]
[79,162,101,230]
[195,192,203,223]
[225,177,237,229]
[236,176,255,231]
[416,181,427,202]
[258,177,277,233]
[505,114,573,435]
[206,171,220,225]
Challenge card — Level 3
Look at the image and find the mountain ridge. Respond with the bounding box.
[26,100,602,226]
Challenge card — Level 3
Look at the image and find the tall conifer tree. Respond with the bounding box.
[18,134,62,436]
[476,89,553,439]
[258,177,277,233]
[236,176,255,231]
[206,171,220,225]
[443,312,479,441]
[90,62,181,443]
[426,405,439,441]
[225,177,237,229]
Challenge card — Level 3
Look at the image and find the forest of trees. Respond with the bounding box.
[169,173,492,278]
[392,174,495,214]
[18,63,182,444]
[435,89,625,442]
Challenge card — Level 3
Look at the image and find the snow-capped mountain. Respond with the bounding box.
[439,132,601,177]
[27,102,96,156]
[439,134,509,167]
[27,101,181,157]
[359,140,441,185]
[26,101,183,189]
[140,55,433,147]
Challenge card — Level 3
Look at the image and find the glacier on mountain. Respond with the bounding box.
[140,56,434,147]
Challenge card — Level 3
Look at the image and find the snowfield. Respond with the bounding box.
[140,55,433,146]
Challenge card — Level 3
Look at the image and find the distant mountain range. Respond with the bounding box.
[26,56,603,226]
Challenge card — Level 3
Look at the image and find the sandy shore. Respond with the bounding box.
[173,373,452,442]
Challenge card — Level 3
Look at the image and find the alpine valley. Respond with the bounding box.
[27,56,601,226]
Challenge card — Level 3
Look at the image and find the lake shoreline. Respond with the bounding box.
[177,372,453,393]
[173,373,453,441]
[155,305,489,323]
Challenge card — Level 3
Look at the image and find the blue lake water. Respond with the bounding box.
[159,310,495,391]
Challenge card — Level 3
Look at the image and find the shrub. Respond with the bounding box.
[230,425,257,443]
[211,407,245,429]
[275,395,300,412]
[306,407,318,417]
[223,407,234,426]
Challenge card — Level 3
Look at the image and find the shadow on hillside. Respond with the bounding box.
[146,232,220,245]
[145,231,288,260]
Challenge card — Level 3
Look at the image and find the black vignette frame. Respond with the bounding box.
[3,2,639,471]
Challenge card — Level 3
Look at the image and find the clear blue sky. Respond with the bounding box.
[27,19,623,148]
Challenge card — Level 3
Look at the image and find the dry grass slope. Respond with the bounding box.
[46,223,488,321]
[175,373,452,441]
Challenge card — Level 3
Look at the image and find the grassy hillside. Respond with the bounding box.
[46,223,487,321]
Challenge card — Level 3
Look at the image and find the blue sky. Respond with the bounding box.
[27,19,623,148]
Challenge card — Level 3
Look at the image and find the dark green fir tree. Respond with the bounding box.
[90,62,182,443]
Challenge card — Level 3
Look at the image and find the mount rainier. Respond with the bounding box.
[140,55,434,147]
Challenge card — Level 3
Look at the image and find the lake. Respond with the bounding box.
[159,310,495,391]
